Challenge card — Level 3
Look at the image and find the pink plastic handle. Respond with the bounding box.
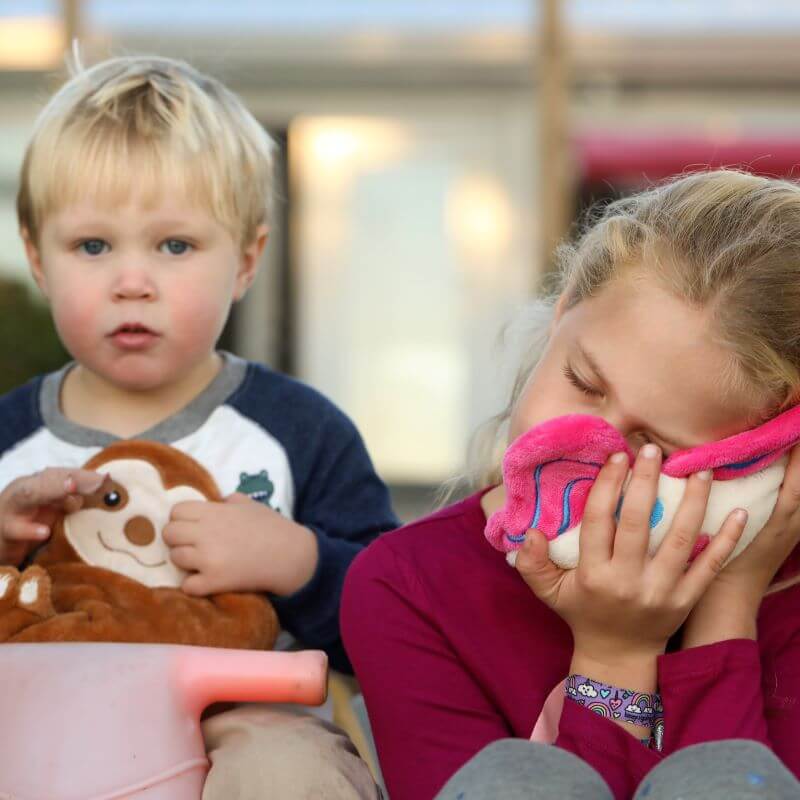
[176,647,328,713]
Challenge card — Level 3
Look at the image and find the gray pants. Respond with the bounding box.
[434,739,800,800]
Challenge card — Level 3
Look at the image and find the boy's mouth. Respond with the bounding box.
[109,323,160,350]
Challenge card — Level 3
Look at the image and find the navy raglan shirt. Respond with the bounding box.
[0,352,398,672]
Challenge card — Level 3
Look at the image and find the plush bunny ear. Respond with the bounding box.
[485,415,632,553]
[663,404,800,480]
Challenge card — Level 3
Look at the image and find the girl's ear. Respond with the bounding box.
[234,225,269,301]
[21,228,48,298]
[551,292,570,330]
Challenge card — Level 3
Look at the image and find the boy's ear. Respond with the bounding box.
[21,228,49,298]
[234,225,269,301]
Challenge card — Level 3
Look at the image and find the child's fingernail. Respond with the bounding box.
[696,470,712,481]
[641,444,660,459]
[734,508,748,523]
[610,452,627,464]
[36,525,49,537]
[64,477,75,492]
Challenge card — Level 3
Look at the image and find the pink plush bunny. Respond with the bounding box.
[485,408,800,568]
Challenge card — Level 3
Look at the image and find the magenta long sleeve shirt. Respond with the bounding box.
[341,491,800,800]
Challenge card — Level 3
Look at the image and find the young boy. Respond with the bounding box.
[0,54,396,798]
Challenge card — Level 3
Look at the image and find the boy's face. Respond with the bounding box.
[24,193,266,393]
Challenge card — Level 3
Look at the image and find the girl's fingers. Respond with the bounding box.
[680,508,748,602]
[578,452,629,567]
[653,470,712,572]
[515,529,565,604]
[764,445,800,529]
[612,444,662,564]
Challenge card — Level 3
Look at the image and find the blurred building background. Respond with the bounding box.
[2,0,800,521]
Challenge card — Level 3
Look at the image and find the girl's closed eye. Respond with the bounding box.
[562,363,603,398]
[159,238,193,256]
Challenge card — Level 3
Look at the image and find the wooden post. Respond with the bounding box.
[538,0,572,277]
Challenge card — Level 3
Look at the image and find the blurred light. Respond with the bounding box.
[295,118,411,180]
[446,173,513,263]
[0,17,63,70]
[309,128,361,165]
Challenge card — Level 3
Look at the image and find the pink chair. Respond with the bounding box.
[0,642,328,799]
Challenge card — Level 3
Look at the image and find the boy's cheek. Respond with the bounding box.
[51,304,100,349]
[171,297,232,347]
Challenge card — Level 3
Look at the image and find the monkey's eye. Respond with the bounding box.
[104,491,121,507]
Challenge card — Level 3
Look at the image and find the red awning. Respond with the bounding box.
[575,133,800,184]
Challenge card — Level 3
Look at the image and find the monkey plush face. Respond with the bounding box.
[7,440,280,651]
[65,459,204,588]
[53,441,223,589]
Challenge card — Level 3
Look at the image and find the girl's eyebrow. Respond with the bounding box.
[575,342,686,450]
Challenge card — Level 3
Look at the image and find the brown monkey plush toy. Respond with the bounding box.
[0,440,279,649]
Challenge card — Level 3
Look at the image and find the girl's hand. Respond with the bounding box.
[682,444,800,649]
[516,445,749,663]
[0,468,106,565]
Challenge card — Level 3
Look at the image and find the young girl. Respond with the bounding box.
[341,170,800,800]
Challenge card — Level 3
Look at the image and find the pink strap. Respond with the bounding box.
[530,681,565,743]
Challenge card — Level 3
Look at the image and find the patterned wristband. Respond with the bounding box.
[565,675,661,729]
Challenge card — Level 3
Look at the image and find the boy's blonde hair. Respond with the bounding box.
[468,169,800,492]
[17,55,274,248]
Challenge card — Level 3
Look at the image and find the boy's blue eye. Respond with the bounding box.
[79,239,109,256]
[160,239,191,256]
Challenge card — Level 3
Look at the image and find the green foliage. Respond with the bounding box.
[0,277,68,395]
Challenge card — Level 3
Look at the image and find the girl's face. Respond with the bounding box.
[510,276,769,456]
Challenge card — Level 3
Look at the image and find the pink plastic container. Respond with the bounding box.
[0,642,328,800]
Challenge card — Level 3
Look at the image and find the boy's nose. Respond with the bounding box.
[112,271,157,300]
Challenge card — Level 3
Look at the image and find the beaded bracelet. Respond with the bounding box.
[565,675,662,729]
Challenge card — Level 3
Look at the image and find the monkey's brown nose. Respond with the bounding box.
[124,515,156,547]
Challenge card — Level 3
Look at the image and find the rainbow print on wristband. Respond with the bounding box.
[565,675,662,729]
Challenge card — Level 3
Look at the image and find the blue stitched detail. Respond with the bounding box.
[615,496,664,529]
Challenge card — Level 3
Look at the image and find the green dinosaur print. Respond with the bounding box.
[236,470,276,509]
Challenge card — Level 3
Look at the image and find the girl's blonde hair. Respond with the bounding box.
[466,169,800,494]
[17,54,274,248]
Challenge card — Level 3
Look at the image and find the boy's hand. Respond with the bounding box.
[0,468,107,565]
[163,494,319,597]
